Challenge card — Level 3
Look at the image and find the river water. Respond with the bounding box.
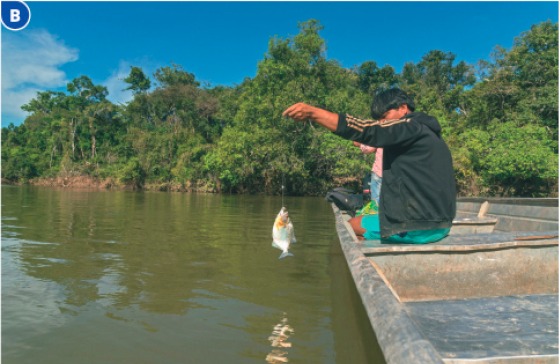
[2,185,385,364]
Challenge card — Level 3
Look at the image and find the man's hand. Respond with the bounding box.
[282,103,339,132]
[353,141,361,147]
[282,103,316,122]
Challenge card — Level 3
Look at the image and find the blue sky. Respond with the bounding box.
[2,1,557,127]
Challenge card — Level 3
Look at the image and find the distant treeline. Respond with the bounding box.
[2,20,557,196]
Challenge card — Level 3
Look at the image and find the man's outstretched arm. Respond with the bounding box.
[283,102,422,148]
[282,103,338,132]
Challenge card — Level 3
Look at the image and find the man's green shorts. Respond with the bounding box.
[361,214,450,244]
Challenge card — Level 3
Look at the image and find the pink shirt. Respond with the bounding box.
[360,144,383,178]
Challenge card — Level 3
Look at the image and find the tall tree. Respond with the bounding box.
[123,66,151,95]
[153,62,200,88]
[66,76,110,161]
[356,61,399,95]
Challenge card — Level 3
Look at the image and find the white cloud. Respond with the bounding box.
[102,60,135,105]
[102,60,159,106]
[1,29,79,123]
[2,30,156,127]
[2,87,41,121]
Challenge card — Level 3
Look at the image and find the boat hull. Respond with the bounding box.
[332,197,559,364]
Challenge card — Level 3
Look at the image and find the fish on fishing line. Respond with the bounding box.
[272,207,297,259]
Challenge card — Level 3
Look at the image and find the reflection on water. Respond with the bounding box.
[266,313,294,363]
[2,186,384,364]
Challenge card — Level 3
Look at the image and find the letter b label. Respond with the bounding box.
[10,9,20,22]
[1,1,31,31]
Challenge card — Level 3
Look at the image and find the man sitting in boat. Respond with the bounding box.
[283,89,456,244]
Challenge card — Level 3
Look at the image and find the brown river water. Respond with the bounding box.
[2,185,385,364]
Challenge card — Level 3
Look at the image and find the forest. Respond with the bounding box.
[2,20,557,197]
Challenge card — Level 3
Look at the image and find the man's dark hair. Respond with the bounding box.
[370,88,416,119]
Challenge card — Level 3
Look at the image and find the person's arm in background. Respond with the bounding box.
[353,141,376,154]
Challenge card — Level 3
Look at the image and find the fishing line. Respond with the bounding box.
[282,172,285,208]
[279,113,308,209]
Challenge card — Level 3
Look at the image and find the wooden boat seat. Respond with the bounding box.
[356,231,558,302]
[450,216,498,234]
[358,230,558,253]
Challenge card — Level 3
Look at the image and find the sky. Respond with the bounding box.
[1,1,557,127]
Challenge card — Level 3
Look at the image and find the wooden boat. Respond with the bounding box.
[332,197,558,364]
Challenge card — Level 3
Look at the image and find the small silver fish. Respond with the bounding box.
[272,207,297,259]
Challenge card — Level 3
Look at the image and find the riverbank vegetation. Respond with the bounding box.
[2,20,557,196]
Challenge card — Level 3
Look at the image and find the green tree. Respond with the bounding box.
[123,66,151,95]
[2,20,556,197]
[205,19,370,194]
[356,61,399,95]
[153,62,200,88]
